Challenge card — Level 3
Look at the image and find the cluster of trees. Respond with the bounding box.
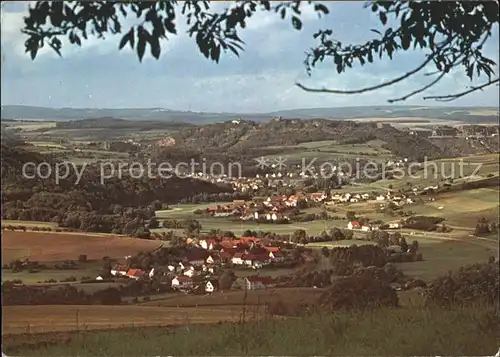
[425,259,499,308]
[2,283,93,306]
[329,245,388,269]
[475,218,498,236]
[1,145,236,235]
[402,216,447,231]
[162,218,203,236]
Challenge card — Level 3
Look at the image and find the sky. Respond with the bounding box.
[1,1,499,113]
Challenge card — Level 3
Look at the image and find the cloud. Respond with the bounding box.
[1,2,498,111]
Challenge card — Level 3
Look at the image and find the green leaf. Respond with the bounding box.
[150,36,161,59]
[137,28,146,61]
[119,29,133,50]
[292,17,302,30]
[314,4,329,15]
[379,12,387,25]
[336,63,343,74]
[401,33,411,50]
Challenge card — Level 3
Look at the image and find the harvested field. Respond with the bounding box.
[1,231,162,262]
[2,305,263,335]
[141,287,325,308]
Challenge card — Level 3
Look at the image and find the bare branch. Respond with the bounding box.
[388,72,447,103]
[295,54,434,94]
[423,78,499,101]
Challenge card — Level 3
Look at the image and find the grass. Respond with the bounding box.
[2,260,105,285]
[4,305,498,356]
[307,240,375,248]
[395,237,496,281]
[141,287,325,308]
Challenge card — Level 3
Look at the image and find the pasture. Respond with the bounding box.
[394,235,496,281]
[1,231,162,262]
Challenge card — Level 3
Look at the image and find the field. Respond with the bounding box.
[2,121,57,131]
[258,139,394,164]
[1,231,162,262]
[2,304,262,335]
[4,305,498,356]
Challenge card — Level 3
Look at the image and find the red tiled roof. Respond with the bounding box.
[264,247,280,253]
[127,268,145,277]
[175,276,193,282]
[350,221,362,226]
[112,265,128,271]
[220,251,234,259]
[242,254,269,261]
[270,251,283,257]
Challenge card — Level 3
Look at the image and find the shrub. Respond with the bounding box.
[319,275,399,310]
[425,261,499,308]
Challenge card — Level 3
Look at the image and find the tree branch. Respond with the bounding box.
[295,54,434,94]
[423,78,499,101]
[388,71,447,103]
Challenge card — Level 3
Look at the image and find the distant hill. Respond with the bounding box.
[1,105,498,124]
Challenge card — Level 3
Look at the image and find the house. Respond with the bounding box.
[206,254,220,265]
[110,265,128,276]
[205,280,219,293]
[268,250,284,261]
[388,222,401,229]
[244,276,276,290]
[309,192,327,202]
[183,265,196,277]
[361,226,372,232]
[361,193,370,200]
[347,221,362,230]
[199,239,216,250]
[243,254,269,268]
[376,195,386,201]
[171,276,193,289]
[126,268,146,280]
[232,252,245,265]
[184,252,207,266]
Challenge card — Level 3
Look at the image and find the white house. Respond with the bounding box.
[205,280,218,293]
[171,276,193,289]
[361,193,370,200]
[199,239,215,250]
[232,253,245,265]
[111,265,128,277]
[361,226,372,232]
[183,266,196,277]
[268,251,284,261]
[167,264,176,272]
[388,222,401,229]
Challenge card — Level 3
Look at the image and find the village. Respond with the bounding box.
[108,235,290,294]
